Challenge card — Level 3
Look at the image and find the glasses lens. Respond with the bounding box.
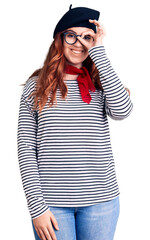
[65,32,77,44]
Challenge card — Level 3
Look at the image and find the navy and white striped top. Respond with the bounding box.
[17,45,133,219]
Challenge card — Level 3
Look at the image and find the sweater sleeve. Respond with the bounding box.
[17,78,49,219]
[88,45,133,120]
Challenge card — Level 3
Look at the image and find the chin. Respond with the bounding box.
[67,60,83,68]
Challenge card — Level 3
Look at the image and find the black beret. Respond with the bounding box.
[53,5,100,38]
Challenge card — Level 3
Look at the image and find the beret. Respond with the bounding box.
[53,5,100,38]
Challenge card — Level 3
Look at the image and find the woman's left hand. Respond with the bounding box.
[77,20,106,50]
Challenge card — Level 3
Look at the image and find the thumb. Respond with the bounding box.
[50,212,59,230]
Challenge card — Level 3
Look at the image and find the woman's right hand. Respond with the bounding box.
[33,209,59,240]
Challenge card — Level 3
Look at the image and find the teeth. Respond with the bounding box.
[71,50,83,54]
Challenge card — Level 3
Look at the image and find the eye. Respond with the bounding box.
[66,33,76,39]
[83,35,92,41]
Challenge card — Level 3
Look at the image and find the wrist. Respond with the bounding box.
[88,44,105,54]
[94,39,103,46]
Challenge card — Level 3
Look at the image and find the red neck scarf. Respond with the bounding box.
[65,64,96,104]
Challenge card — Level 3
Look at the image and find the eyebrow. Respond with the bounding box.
[66,30,77,34]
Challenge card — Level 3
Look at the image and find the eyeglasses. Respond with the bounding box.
[62,31,94,45]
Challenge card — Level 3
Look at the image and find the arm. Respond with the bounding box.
[89,45,133,120]
[17,78,59,240]
[78,20,133,120]
[17,84,49,219]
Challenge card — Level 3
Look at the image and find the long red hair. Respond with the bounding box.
[25,32,103,113]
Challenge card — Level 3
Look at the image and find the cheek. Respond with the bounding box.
[64,49,72,62]
[63,42,69,57]
[84,51,89,59]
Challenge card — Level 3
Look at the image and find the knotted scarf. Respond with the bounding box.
[65,64,96,104]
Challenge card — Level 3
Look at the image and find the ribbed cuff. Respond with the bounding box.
[88,45,105,55]
[31,205,50,220]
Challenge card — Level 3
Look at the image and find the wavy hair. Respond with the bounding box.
[25,32,103,113]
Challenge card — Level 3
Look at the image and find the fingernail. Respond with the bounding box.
[56,225,59,230]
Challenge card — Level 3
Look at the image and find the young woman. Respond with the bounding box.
[17,5,133,240]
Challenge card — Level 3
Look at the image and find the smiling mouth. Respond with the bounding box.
[71,49,84,54]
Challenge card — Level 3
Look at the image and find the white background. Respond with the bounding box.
[0,0,150,239]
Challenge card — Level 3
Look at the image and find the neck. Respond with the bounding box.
[66,61,83,69]
[63,73,79,81]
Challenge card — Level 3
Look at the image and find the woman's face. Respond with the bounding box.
[63,27,94,68]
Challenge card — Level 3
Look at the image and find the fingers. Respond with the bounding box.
[47,223,57,240]
[33,210,58,240]
[35,227,43,240]
[89,19,103,27]
[75,30,95,49]
[44,227,53,240]
[89,19,106,36]
[36,225,56,240]
[50,212,59,230]
[89,19,106,47]
[76,36,92,50]
[125,87,130,96]
[38,228,50,240]
[81,30,95,38]
[73,19,106,49]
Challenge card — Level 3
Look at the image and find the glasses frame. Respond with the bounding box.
[62,31,94,45]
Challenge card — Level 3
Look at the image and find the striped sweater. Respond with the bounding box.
[17,45,133,219]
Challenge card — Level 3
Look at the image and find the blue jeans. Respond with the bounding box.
[32,196,120,240]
